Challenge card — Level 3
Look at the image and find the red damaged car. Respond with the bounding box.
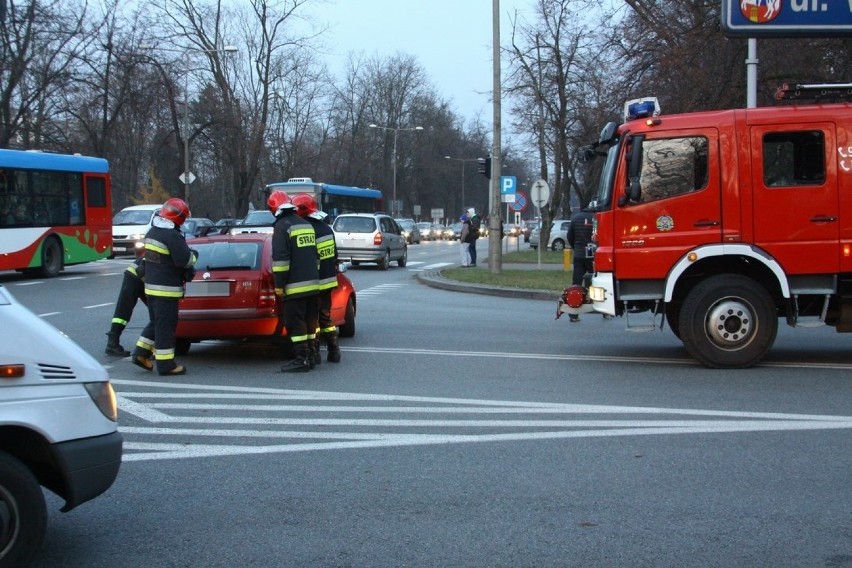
[175,233,355,354]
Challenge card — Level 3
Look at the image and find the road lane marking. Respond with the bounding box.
[113,379,852,463]
[340,346,852,370]
[356,283,407,298]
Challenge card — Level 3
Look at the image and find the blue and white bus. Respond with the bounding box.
[264,178,383,220]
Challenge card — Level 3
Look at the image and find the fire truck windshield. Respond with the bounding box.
[592,141,620,208]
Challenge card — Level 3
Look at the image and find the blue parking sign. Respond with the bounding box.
[500,176,517,195]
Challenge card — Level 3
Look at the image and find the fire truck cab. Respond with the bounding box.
[559,84,852,368]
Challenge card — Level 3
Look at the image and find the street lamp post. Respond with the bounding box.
[369,123,424,217]
[181,45,238,209]
[445,156,477,213]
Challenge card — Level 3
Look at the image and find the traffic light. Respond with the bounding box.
[477,157,491,179]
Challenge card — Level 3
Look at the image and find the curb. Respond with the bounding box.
[416,269,561,301]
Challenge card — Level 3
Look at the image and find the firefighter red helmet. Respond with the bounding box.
[160,198,190,226]
[291,193,318,218]
[267,190,294,215]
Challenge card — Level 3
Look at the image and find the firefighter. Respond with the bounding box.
[269,191,321,373]
[104,256,146,356]
[131,198,197,375]
[566,208,594,322]
[292,193,341,364]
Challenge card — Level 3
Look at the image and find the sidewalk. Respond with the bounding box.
[416,260,566,301]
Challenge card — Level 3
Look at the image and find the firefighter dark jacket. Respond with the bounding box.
[307,217,338,291]
[143,218,197,299]
[271,209,320,298]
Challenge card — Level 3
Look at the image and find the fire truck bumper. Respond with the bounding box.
[556,284,596,319]
[588,272,617,316]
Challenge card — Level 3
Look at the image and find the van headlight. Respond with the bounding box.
[84,382,119,422]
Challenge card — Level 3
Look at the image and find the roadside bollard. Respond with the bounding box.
[563,248,573,272]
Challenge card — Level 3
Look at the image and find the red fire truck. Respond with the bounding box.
[558,83,852,368]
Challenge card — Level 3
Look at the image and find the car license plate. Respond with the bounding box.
[185,281,230,297]
[113,246,126,252]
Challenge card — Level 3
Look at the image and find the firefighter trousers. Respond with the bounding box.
[283,294,319,348]
[111,273,145,328]
[135,296,180,373]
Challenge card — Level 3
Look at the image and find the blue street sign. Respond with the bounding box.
[512,191,527,212]
[722,0,852,37]
[500,176,517,195]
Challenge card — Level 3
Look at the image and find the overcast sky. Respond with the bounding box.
[303,0,534,124]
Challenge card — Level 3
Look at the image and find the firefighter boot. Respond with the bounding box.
[312,338,322,367]
[281,344,311,373]
[105,330,131,357]
[326,331,341,363]
[131,349,154,372]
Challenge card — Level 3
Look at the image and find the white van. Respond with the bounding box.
[0,285,122,565]
[111,204,161,256]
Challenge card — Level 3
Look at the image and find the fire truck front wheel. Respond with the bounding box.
[678,274,778,369]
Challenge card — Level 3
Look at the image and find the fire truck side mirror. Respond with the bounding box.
[599,121,618,145]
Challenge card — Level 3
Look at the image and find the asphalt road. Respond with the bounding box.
[3,237,850,568]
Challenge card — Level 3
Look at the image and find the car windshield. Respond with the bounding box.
[241,211,275,226]
[193,241,262,270]
[334,216,376,233]
[113,209,158,225]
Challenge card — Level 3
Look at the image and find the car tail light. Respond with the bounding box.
[259,287,277,309]
[562,285,587,308]
[373,233,383,245]
[259,274,277,309]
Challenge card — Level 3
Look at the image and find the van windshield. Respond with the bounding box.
[113,209,158,225]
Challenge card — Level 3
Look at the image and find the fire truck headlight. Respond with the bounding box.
[589,286,606,302]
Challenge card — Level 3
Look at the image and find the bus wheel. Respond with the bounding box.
[678,274,777,369]
[37,237,63,278]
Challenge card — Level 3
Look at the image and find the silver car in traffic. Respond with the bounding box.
[332,213,408,270]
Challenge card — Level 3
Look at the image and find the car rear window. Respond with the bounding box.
[334,217,376,233]
[193,242,262,270]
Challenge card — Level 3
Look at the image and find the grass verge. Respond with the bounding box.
[502,249,564,264]
[442,264,572,292]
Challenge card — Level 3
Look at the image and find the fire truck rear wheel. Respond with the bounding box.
[678,274,777,369]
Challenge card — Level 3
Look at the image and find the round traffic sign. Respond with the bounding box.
[512,191,527,212]
[530,179,550,208]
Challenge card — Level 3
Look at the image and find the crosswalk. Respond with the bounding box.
[405,261,454,271]
[114,378,852,463]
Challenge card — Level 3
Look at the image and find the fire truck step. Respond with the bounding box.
[625,324,657,332]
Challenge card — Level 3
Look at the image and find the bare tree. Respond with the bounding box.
[0,0,91,149]
[506,0,611,243]
[618,0,852,110]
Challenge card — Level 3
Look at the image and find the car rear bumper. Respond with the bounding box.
[177,309,282,338]
[336,247,386,262]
